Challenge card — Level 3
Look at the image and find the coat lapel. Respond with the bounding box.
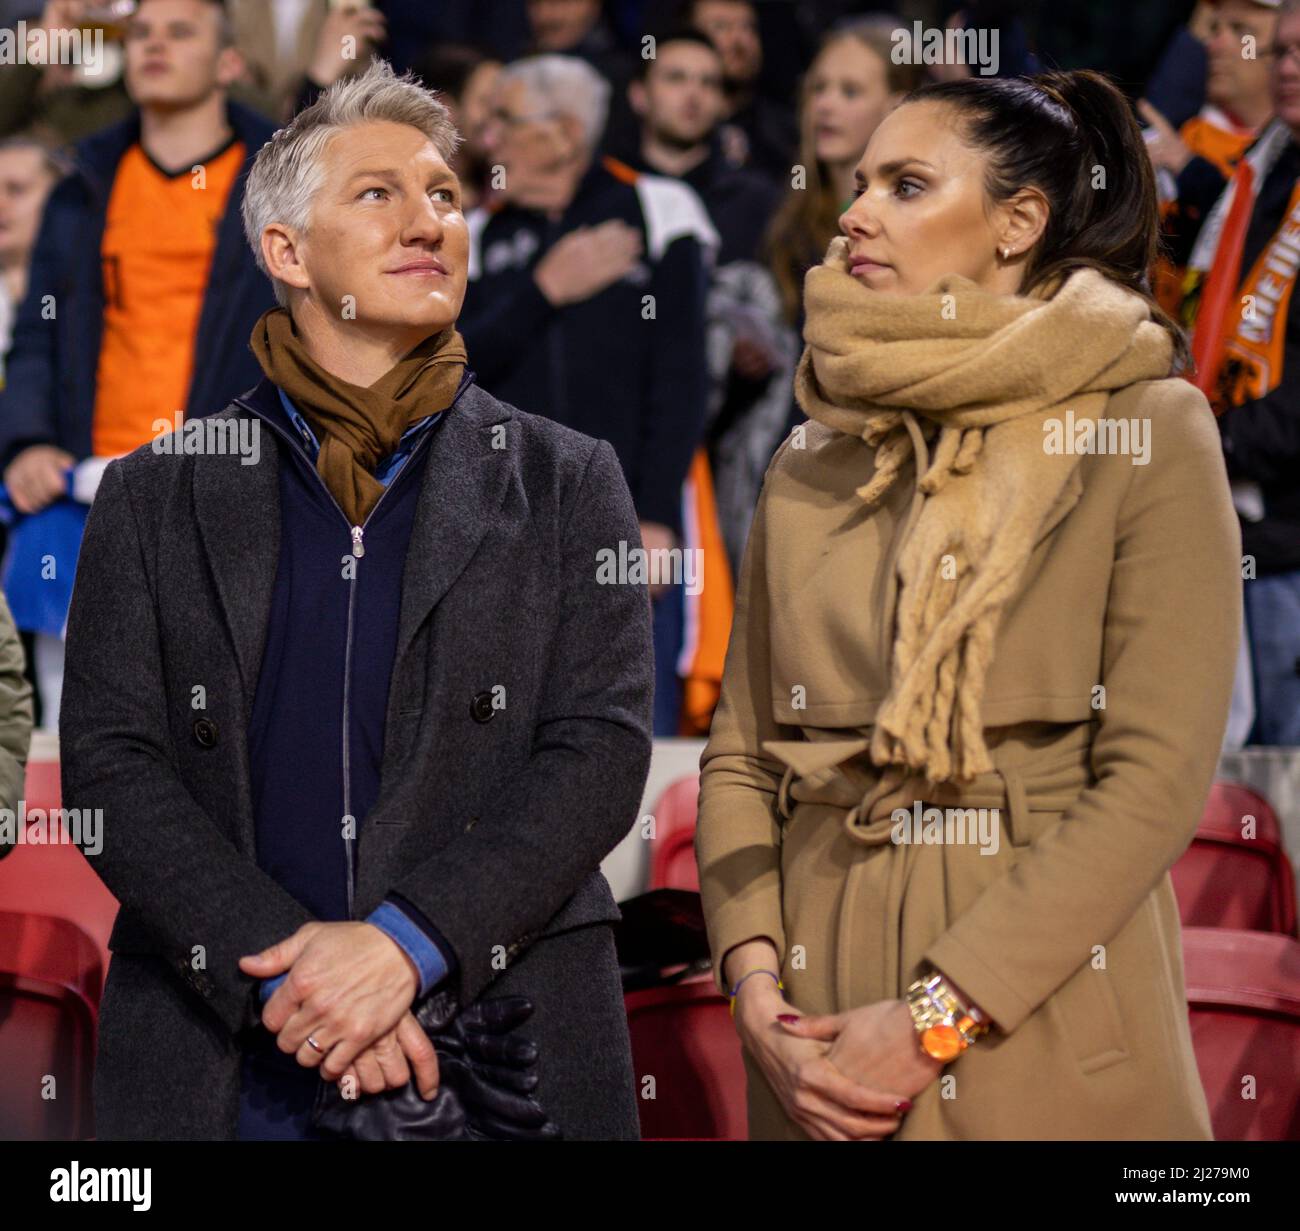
[395,384,515,669]
[193,405,282,710]
[1033,465,1084,548]
[193,381,513,712]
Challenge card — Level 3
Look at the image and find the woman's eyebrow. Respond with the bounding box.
[869,157,936,178]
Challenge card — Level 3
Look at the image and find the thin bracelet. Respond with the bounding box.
[728,968,783,1016]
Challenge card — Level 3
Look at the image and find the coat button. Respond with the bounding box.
[470,691,496,723]
[193,718,219,748]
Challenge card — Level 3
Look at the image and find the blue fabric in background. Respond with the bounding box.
[0,479,86,637]
[1244,571,1300,746]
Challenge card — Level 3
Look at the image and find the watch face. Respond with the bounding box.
[922,1024,963,1062]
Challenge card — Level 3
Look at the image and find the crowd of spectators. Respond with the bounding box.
[0,0,1293,747]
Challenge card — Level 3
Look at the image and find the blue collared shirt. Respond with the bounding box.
[277,387,442,491]
[258,389,452,1007]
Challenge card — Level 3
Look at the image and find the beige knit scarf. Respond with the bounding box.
[794,235,1174,783]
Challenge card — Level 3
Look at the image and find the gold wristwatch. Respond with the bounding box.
[906,971,990,1062]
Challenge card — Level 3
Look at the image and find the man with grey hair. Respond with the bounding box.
[461,52,716,734]
[60,58,653,1140]
[523,0,640,156]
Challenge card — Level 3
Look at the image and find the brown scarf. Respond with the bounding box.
[249,308,468,526]
[795,236,1173,783]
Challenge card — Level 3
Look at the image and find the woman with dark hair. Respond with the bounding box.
[764,20,924,328]
[696,69,1240,1140]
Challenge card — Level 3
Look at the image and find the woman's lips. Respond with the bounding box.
[850,260,889,275]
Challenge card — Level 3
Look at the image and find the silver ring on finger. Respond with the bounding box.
[306,1035,325,1055]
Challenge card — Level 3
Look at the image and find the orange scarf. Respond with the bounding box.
[1185,119,1300,411]
[1204,179,1300,410]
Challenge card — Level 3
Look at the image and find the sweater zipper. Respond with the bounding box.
[233,400,438,919]
[342,525,360,917]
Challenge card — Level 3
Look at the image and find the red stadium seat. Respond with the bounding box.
[648,773,700,891]
[0,759,119,995]
[625,979,747,1140]
[0,910,100,1140]
[1172,782,1297,936]
[22,758,60,811]
[1182,926,1300,1141]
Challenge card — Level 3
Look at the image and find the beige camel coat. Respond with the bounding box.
[695,376,1242,1140]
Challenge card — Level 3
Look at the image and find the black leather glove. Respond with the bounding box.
[310,991,559,1141]
[432,996,560,1140]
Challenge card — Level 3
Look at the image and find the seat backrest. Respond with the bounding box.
[653,828,700,892]
[1171,781,1297,935]
[1182,926,1300,1141]
[0,760,119,992]
[625,979,747,1139]
[648,773,701,891]
[0,910,101,1140]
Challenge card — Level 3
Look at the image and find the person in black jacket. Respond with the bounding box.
[1215,126,1300,745]
[624,27,793,580]
[1161,0,1300,745]
[461,53,714,732]
[462,53,713,540]
[61,58,652,1141]
[681,0,799,177]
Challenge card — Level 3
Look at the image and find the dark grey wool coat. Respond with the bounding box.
[59,382,654,1140]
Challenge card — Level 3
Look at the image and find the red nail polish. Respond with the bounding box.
[776,1013,799,1024]
[896,1099,912,1112]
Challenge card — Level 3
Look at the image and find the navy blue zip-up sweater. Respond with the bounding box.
[233,374,470,1138]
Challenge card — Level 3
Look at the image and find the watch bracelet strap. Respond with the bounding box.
[906,973,989,1048]
[933,974,990,1035]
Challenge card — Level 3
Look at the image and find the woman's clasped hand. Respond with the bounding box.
[732,973,944,1141]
